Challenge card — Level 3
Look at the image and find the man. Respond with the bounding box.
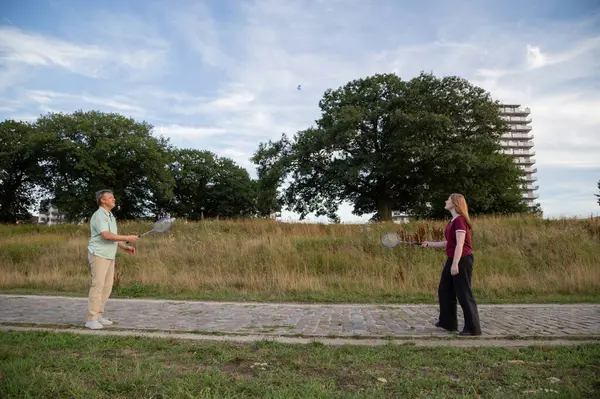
[85,189,139,330]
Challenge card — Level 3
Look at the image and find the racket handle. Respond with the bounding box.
[125,235,141,244]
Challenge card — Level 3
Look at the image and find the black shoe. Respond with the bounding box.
[459,330,482,336]
[435,321,458,332]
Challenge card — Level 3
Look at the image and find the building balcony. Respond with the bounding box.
[514,107,530,115]
[521,175,537,182]
[502,116,532,123]
[511,124,532,132]
[523,193,539,200]
[500,106,530,115]
[522,167,538,174]
[516,157,536,165]
[500,140,534,148]
[502,132,534,140]
[504,149,535,157]
[523,184,539,191]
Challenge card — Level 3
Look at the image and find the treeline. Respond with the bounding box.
[0,111,274,223]
[1,72,544,224]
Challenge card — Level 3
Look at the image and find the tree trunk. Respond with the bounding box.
[378,199,393,222]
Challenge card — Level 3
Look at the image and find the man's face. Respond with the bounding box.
[101,193,116,210]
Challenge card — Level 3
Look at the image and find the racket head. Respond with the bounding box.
[381,232,422,247]
[381,232,400,248]
[153,217,175,233]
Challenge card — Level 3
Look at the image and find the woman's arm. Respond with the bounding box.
[450,231,466,275]
[422,240,447,248]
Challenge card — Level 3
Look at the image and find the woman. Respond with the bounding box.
[422,193,482,336]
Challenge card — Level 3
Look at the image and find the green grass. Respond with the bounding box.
[0,331,599,398]
[2,286,600,305]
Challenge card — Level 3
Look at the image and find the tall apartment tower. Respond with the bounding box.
[498,104,539,208]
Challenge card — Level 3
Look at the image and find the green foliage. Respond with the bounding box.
[168,148,258,219]
[528,202,544,217]
[253,72,529,220]
[250,133,293,217]
[1,110,277,223]
[35,110,175,221]
[0,120,49,223]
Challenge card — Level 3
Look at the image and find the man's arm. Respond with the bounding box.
[101,231,138,242]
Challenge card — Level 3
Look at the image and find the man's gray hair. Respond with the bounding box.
[95,189,113,205]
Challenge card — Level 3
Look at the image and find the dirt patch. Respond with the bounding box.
[220,363,254,380]
[118,348,139,357]
[218,358,272,380]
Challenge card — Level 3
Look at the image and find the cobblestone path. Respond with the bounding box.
[1,295,598,339]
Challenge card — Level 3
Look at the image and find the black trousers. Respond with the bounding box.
[437,254,481,333]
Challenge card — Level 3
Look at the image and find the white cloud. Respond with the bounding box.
[155,124,227,139]
[526,36,600,70]
[22,90,144,115]
[526,45,550,69]
[0,26,168,86]
[210,92,256,109]
[0,27,106,75]
[7,115,38,122]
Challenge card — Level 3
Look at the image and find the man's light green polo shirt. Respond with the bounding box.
[88,207,118,260]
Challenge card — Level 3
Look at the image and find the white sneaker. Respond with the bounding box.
[98,317,113,326]
[85,320,103,329]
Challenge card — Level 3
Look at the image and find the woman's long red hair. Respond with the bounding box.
[451,193,473,229]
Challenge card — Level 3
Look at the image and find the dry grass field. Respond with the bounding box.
[1,215,599,303]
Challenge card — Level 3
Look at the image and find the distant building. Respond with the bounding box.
[392,211,410,224]
[37,200,67,225]
[498,104,539,209]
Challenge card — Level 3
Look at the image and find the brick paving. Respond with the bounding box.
[1,295,599,339]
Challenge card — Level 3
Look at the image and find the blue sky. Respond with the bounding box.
[1,0,599,221]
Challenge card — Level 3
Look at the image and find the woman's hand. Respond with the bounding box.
[451,263,459,276]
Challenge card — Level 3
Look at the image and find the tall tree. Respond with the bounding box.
[168,149,258,220]
[207,157,258,218]
[36,110,175,221]
[251,133,292,217]
[252,72,528,221]
[0,120,49,223]
[596,179,600,206]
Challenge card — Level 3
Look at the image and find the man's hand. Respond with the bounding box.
[122,245,136,255]
[125,235,139,243]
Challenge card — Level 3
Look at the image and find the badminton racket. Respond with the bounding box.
[126,217,175,243]
[381,232,421,248]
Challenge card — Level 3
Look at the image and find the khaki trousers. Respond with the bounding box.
[86,251,115,321]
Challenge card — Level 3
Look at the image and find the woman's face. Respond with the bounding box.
[444,196,454,211]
